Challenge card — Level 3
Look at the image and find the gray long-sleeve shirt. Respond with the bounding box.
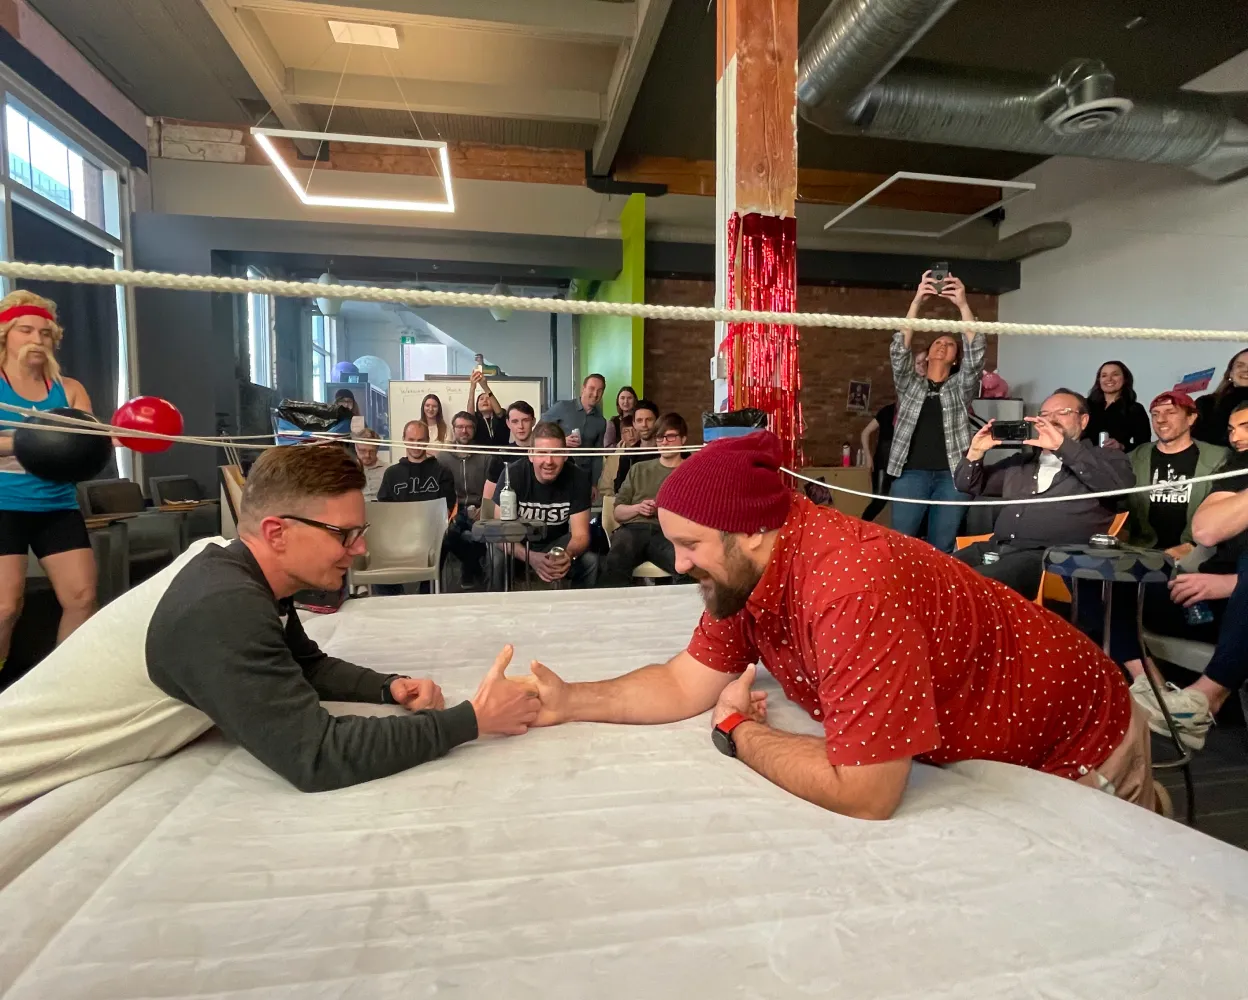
[953,437,1133,548]
[542,398,607,485]
[145,541,477,792]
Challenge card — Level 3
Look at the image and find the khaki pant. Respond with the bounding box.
[1076,701,1155,812]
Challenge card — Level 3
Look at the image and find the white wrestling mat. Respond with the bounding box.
[3,586,1248,999]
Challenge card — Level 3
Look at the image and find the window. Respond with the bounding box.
[247,267,274,388]
[311,313,335,402]
[5,101,119,237]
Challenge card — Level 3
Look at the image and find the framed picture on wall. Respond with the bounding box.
[847,379,872,413]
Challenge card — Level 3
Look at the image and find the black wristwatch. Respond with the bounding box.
[712,713,749,757]
[380,675,400,705]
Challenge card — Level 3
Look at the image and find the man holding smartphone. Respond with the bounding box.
[952,388,1134,597]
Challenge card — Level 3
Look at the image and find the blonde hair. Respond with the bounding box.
[0,290,64,382]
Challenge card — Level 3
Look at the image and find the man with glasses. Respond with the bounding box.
[952,388,1134,597]
[144,444,540,792]
[602,413,690,587]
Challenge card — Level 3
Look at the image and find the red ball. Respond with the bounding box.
[112,396,184,454]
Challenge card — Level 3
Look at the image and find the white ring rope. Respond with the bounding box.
[1,401,1243,508]
[1,259,1246,341]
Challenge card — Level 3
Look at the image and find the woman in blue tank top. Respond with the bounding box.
[0,291,97,673]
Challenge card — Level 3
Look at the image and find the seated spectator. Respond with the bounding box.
[483,401,536,501]
[1124,391,1227,556]
[354,428,389,501]
[437,411,490,587]
[1082,361,1150,452]
[1194,348,1248,447]
[487,422,598,589]
[542,374,607,486]
[614,399,660,492]
[374,421,457,595]
[601,413,689,586]
[599,411,638,497]
[1109,401,1248,749]
[952,389,1134,598]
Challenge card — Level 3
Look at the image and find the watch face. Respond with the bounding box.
[712,724,737,757]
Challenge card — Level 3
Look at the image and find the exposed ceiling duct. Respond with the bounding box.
[797,0,1248,182]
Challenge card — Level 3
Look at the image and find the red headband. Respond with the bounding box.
[0,305,54,325]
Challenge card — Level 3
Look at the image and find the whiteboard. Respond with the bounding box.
[389,378,547,442]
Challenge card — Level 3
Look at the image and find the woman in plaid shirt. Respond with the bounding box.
[886,270,985,553]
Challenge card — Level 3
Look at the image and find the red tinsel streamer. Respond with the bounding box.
[720,211,804,468]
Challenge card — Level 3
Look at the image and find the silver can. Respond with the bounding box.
[982,551,1000,566]
[1097,431,1109,447]
[547,546,567,560]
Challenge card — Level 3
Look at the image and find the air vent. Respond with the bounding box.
[1043,59,1133,135]
[1045,97,1134,135]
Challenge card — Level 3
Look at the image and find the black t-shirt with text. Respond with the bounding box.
[1147,443,1200,549]
[905,384,948,472]
[1201,449,1248,574]
[377,456,457,512]
[503,458,591,549]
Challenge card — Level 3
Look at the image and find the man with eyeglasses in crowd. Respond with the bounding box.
[601,413,690,586]
[142,444,540,792]
[952,388,1134,598]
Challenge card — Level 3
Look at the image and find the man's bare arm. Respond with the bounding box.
[529,649,735,726]
[732,722,911,820]
[1193,489,1248,548]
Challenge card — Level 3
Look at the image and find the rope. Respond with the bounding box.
[0,259,1245,341]
[2,401,1244,508]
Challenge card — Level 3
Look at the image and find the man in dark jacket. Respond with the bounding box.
[437,411,491,586]
[952,388,1134,597]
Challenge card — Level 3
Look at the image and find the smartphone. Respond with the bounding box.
[930,260,950,292]
[991,420,1032,443]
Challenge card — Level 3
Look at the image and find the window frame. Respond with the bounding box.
[246,266,275,389]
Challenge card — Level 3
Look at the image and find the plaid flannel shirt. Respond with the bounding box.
[886,330,986,477]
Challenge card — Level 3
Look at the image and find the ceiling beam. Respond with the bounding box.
[287,69,604,123]
[200,0,322,154]
[236,0,637,42]
[591,0,672,175]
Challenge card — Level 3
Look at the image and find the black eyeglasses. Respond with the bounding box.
[280,515,369,547]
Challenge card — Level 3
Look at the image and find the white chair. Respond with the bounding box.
[601,495,672,584]
[349,498,447,595]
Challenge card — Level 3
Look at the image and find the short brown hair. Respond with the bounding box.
[532,421,566,445]
[655,412,688,438]
[356,427,380,441]
[240,445,364,530]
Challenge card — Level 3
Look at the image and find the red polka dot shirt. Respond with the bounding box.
[688,496,1132,779]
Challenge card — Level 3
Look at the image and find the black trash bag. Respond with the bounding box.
[702,407,769,442]
[273,399,353,444]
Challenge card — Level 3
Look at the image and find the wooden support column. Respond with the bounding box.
[714,0,799,425]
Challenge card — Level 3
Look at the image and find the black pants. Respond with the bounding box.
[1092,551,1248,695]
[445,511,486,583]
[953,541,1045,599]
[486,532,600,590]
[601,522,681,587]
[861,468,894,523]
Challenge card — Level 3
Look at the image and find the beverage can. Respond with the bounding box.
[982,551,1000,566]
[547,546,567,561]
[1098,431,1109,447]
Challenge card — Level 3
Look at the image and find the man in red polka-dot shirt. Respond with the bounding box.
[528,432,1155,819]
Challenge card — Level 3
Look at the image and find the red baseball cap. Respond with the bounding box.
[1149,391,1197,413]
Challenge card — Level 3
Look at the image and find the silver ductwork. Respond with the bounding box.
[797,0,1248,182]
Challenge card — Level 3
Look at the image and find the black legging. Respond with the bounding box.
[862,468,894,522]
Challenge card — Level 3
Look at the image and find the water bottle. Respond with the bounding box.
[1184,601,1214,626]
[498,466,518,521]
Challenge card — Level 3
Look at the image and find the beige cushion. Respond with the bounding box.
[0,539,222,810]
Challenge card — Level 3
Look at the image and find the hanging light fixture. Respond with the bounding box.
[316,271,342,317]
[489,280,514,322]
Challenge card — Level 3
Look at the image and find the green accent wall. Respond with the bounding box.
[570,193,644,418]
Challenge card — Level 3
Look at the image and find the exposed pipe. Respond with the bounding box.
[797,0,1248,182]
[797,0,958,130]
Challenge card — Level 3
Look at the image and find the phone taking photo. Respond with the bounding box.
[930,261,950,292]
[991,420,1031,443]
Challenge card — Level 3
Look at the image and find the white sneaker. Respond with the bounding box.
[1129,675,1212,751]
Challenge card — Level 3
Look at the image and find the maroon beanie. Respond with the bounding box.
[656,430,792,533]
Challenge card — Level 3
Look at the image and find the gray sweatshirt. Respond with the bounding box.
[145,541,477,792]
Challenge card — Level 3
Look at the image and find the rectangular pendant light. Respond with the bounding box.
[251,127,455,214]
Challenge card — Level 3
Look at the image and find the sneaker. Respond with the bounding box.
[1129,675,1211,751]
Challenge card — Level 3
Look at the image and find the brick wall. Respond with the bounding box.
[644,278,998,467]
